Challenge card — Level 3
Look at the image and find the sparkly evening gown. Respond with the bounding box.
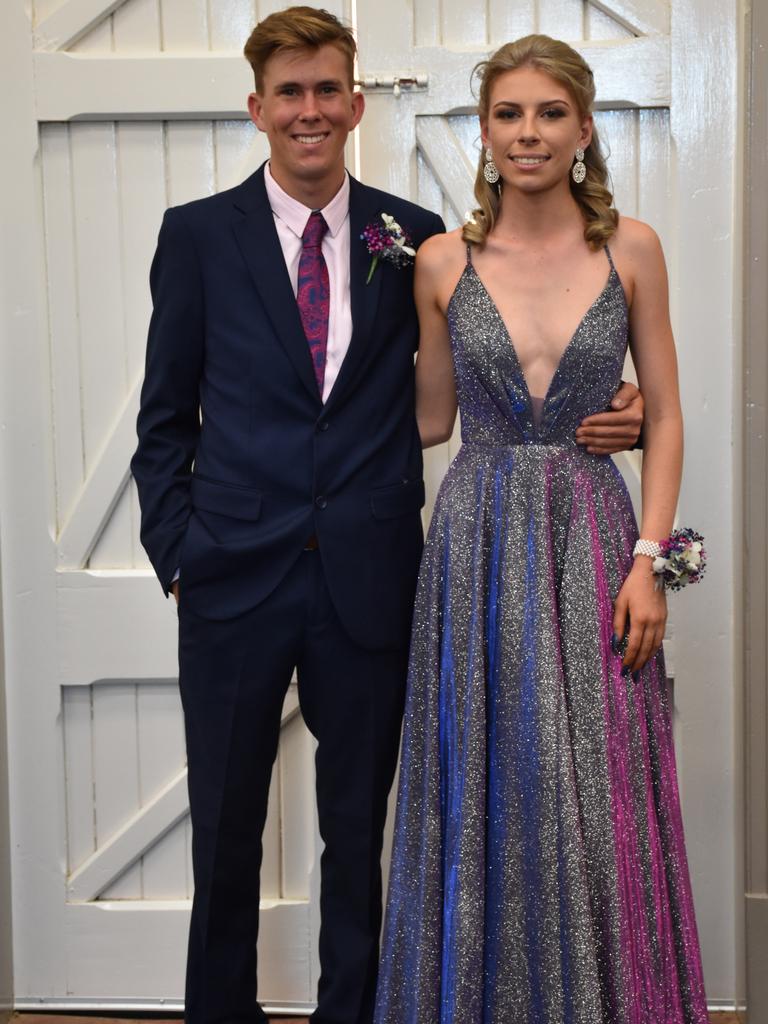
[374,246,708,1024]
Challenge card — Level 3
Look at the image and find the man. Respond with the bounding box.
[131,8,643,1024]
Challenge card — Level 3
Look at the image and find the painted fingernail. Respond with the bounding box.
[611,634,619,654]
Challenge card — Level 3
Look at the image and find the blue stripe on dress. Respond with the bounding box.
[517,513,544,1022]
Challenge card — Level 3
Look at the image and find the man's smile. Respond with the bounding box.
[293,131,330,145]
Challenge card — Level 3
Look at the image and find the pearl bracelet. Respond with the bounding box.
[633,539,662,559]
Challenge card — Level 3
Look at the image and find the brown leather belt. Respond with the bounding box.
[304,534,319,550]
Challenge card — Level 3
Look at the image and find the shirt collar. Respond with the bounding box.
[264,161,349,239]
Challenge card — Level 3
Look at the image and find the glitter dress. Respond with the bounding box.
[374,246,708,1024]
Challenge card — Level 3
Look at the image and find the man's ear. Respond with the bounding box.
[248,92,265,132]
[350,89,365,130]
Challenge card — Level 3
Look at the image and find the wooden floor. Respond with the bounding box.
[10,1011,745,1023]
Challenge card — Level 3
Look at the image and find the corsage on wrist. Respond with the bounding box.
[633,528,706,591]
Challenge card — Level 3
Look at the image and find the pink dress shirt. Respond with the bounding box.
[264,162,353,403]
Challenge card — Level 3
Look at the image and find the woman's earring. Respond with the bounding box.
[572,147,587,184]
[483,147,500,185]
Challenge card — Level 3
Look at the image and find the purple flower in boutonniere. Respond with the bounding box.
[361,212,416,284]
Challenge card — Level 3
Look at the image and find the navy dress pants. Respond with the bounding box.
[178,550,409,1024]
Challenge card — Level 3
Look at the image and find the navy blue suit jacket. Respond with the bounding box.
[131,165,445,650]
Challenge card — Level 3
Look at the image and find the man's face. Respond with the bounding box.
[248,44,364,199]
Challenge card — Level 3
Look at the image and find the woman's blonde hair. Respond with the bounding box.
[463,34,618,250]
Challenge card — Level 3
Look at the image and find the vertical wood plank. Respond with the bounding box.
[159,0,210,50]
[69,120,134,567]
[356,0,417,197]
[166,122,216,206]
[260,755,282,899]
[214,121,259,192]
[92,683,142,898]
[279,710,314,900]
[112,0,162,51]
[637,108,672,251]
[209,0,255,51]
[537,0,584,39]
[594,108,637,219]
[69,122,128,472]
[40,123,85,531]
[114,119,167,565]
[63,686,96,874]
[488,0,537,44]
[137,682,188,899]
[441,2,486,48]
[414,0,440,47]
[120,131,163,568]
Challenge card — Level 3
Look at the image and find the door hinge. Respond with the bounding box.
[356,73,429,97]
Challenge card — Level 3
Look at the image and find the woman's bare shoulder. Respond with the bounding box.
[611,215,663,260]
[417,226,467,271]
[416,227,470,310]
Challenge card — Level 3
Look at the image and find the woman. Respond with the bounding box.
[374,35,708,1024]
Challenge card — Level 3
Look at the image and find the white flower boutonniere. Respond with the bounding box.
[361,212,416,284]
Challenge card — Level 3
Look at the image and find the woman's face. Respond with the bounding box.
[480,65,592,195]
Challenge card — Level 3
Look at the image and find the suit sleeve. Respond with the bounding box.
[130,207,204,595]
[431,212,447,237]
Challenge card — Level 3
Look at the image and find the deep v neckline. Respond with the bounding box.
[465,259,618,408]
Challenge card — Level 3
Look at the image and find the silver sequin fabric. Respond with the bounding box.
[374,249,709,1023]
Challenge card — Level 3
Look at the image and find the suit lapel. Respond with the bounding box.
[324,176,384,411]
[231,166,320,404]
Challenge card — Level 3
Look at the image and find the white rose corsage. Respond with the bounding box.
[647,528,707,591]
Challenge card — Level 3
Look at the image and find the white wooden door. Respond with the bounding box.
[1,0,740,1013]
[3,0,345,1013]
[356,0,741,1010]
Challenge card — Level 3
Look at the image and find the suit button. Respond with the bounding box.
[318,420,330,432]
[315,496,327,509]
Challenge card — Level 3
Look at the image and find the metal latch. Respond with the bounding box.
[356,73,429,97]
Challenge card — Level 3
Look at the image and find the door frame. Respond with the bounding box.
[744,0,768,1018]
[0,0,747,1011]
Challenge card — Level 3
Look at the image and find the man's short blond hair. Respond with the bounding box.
[244,6,356,92]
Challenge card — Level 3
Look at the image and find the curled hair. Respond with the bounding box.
[244,6,356,92]
[463,34,618,250]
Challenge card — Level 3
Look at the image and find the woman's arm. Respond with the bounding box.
[414,236,459,448]
[612,221,683,671]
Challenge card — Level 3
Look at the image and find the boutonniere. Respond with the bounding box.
[361,212,416,285]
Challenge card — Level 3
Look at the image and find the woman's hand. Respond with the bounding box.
[612,558,667,673]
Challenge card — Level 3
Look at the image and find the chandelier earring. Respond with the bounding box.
[572,147,587,184]
[483,147,500,185]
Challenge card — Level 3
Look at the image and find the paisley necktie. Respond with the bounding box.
[297,211,330,395]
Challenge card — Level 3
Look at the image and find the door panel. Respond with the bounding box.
[3,0,740,1010]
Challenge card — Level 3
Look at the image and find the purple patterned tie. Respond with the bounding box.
[297,211,330,395]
